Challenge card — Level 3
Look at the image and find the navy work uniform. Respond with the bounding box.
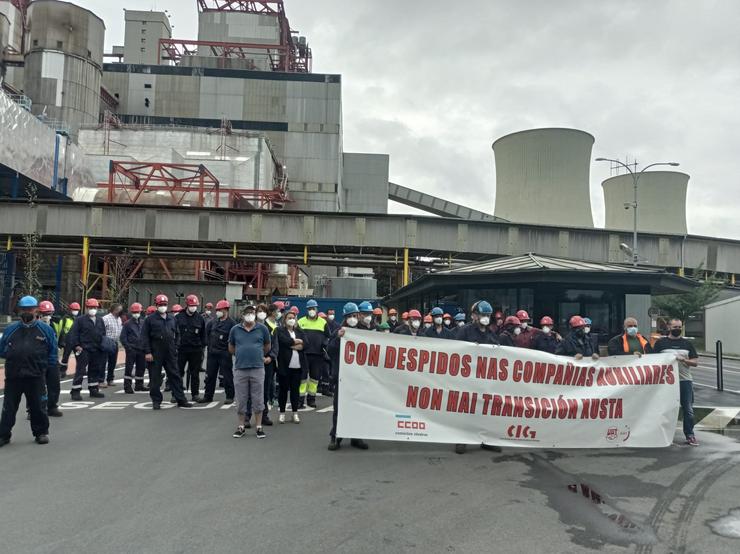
[141,312,189,407]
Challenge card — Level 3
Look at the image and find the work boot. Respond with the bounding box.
[152,402,161,410]
[124,382,134,394]
[323,388,334,398]
[350,439,369,450]
[0,437,10,447]
[70,389,83,401]
[192,395,204,403]
[35,435,50,445]
[197,397,214,404]
[307,395,317,408]
[177,400,193,408]
[107,380,116,387]
[455,444,467,455]
[47,407,63,418]
[134,381,149,392]
[224,397,234,405]
[328,437,342,451]
[89,387,105,399]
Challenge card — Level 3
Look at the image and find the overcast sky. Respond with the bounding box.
[80,0,740,239]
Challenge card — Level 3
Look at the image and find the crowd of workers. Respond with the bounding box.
[0,295,699,449]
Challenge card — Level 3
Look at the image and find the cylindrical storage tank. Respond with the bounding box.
[602,171,689,235]
[493,128,595,227]
[24,1,105,137]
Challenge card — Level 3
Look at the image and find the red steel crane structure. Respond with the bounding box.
[163,0,312,73]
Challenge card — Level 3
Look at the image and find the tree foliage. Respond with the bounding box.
[653,270,722,324]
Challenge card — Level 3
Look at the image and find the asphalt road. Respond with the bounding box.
[1,367,740,553]
[694,355,740,395]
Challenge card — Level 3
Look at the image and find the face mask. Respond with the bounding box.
[286,318,296,327]
[626,326,638,337]
[132,313,141,319]
[308,309,317,318]
[41,315,52,324]
[88,309,98,317]
[347,317,358,328]
[542,326,551,334]
[444,319,451,326]
[363,315,373,326]
[257,312,267,321]
[496,319,504,327]
[513,327,522,336]
[215,310,224,319]
[411,320,421,329]
[276,311,282,320]
[187,306,197,314]
[328,314,335,322]
[390,316,397,322]
[20,312,35,324]
[457,321,465,327]
[71,310,79,317]
[156,306,167,314]
[434,317,443,325]
[479,316,490,327]
[670,328,682,337]
[242,313,255,323]
[584,326,591,334]
[205,310,212,316]
[521,322,528,329]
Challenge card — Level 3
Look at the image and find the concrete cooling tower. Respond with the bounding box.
[602,171,689,235]
[493,128,595,228]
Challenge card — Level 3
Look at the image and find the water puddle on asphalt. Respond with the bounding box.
[708,508,740,539]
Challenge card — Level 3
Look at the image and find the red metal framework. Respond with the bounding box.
[194,0,312,73]
[159,38,289,71]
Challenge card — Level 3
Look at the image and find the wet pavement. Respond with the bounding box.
[0,366,739,553]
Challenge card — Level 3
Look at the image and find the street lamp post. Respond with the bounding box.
[595,158,680,267]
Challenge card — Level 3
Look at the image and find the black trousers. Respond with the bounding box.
[45,359,60,410]
[124,350,147,384]
[177,349,203,398]
[105,348,118,383]
[277,370,301,413]
[72,349,104,390]
[0,377,49,439]
[204,350,234,400]
[330,371,340,439]
[149,346,186,404]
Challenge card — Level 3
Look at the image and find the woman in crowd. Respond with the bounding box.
[275,310,306,423]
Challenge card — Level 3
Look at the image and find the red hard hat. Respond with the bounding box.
[39,300,55,314]
[85,298,99,308]
[443,313,451,319]
[172,304,183,313]
[130,303,143,313]
[205,302,214,309]
[389,308,398,315]
[155,294,168,306]
[401,311,409,320]
[69,302,81,311]
[408,309,422,319]
[423,314,432,323]
[146,305,156,315]
[373,308,383,315]
[274,301,285,310]
[504,316,521,327]
[289,306,299,314]
[494,311,504,319]
[569,315,586,329]
[515,310,530,321]
[216,300,230,310]
[186,294,199,307]
[540,316,554,326]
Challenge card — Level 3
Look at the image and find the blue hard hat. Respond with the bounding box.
[454,313,466,322]
[358,301,373,312]
[583,317,592,325]
[476,301,493,314]
[431,307,444,316]
[343,302,360,316]
[306,299,318,309]
[18,295,39,308]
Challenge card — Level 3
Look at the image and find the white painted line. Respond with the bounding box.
[693,382,740,395]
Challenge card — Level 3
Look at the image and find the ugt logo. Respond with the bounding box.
[507,424,536,439]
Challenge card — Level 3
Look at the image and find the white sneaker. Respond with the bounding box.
[292,413,300,424]
[278,413,285,424]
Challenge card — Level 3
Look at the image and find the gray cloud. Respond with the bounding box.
[79,0,740,238]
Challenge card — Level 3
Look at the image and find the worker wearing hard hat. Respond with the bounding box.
[199,299,237,404]
[387,308,400,331]
[67,298,107,401]
[297,299,331,409]
[396,310,423,336]
[556,316,599,360]
[423,307,455,340]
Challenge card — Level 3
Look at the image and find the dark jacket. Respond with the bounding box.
[423,325,455,340]
[327,318,341,334]
[141,313,179,355]
[497,330,516,347]
[205,317,237,353]
[120,317,145,352]
[455,323,499,345]
[276,326,308,376]
[556,331,595,357]
[396,324,421,337]
[68,315,106,352]
[607,333,653,356]
[0,321,58,378]
[532,332,560,354]
[175,311,206,352]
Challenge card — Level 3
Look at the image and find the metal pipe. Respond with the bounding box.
[403,248,409,286]
[716,340,724,391]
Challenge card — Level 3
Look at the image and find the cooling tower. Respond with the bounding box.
[492,128,595,227]
[602,171,689,235]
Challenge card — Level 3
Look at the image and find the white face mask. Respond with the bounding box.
[328,314,335,321]
[411,320,421,329]
[41,315,52,323]
[132,312,141,319]
[276,311,283,320]
[157,306,168,314]
[244,313,256,323]
[88,309,98,317]
[363,315,373,325]
[257,312,267,321]
[424,323,432,329]
[308,309,317,318]
[521,322,528,329]
[286,318,296,327]
[479,316,490,327]
[205,310,212,316]
[584,326,591,334]
[457,321,465,327]
[390,316,397,322]
[513,327,522,336]
[71,310,79,317]
[187,306,197,314]
[542,326,551,334]
[444,319,451,326]
[215,310,224,319]
[347,317,358,328]
[434,317,443,325]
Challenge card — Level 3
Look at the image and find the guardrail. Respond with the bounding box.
[716,340,724,392]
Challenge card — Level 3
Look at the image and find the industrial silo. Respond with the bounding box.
[602,171,689,235]
[492,128,595,228]
[23,0,105,136]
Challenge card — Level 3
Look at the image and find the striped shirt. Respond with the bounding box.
[102,313,123,342]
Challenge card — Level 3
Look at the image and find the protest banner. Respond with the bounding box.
[337,329,680,448]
